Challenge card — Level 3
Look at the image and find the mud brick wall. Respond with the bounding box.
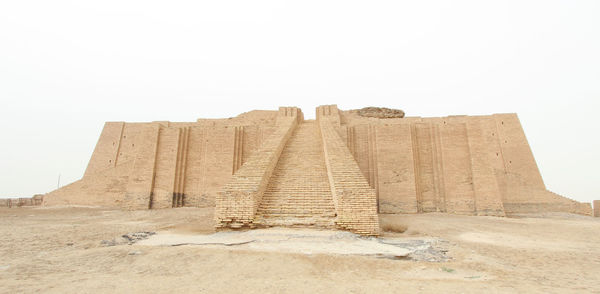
[42,105,592,218]
[215,107,301,229]
[318,105,380,236]
[47,111,279,209]
[0,195,43,208]
[339,108,590,216]
[371,124,418,213]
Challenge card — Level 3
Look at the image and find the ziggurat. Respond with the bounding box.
[44,105,593,236]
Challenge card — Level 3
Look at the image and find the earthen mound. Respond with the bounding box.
[357,107,405,119]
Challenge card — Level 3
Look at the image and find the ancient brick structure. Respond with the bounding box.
[594,200,600,217]
[0,195,43,208]
[42,105,593,235]
[330,105,591,217]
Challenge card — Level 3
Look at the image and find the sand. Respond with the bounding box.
[1,207,599,293]
[137,229,414,258]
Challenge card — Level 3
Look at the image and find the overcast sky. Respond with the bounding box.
[1,1,598,203]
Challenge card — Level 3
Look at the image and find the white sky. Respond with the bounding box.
[0,1,599,203]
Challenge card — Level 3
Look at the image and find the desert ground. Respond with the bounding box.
[1,207,599,293]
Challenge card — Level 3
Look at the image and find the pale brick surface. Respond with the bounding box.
[46,112,278,208]
[338,107,592,216]
[318,105,380,236]
[254,121,336,228]
[215,108,301,229]
[42,104,593,231]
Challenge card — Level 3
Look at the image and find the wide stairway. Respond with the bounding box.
[255,120,336,228]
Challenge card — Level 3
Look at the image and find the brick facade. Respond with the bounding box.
[41,105,593,235]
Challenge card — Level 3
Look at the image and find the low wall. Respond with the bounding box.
[319,116,380,236]
[594,200,600,217]
[1,195,44,208]
[501,188,592,216]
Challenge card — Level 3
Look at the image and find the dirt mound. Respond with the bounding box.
[357,107,405,118]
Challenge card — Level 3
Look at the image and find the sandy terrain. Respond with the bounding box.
[1,207,599,293]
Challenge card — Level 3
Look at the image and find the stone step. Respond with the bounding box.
[255,218,336,228]
[259,200,333,203]
[263,189,330,193]
[261,196,333,199]
[257,212,336,217]
[258,204,335,209]
[261,197,331,200]
[260,199,333,203]
[256,121,336,229]
[258,210,335,214]
[256,214,336,219]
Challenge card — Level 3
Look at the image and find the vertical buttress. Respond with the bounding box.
[173,127,190,207]
[232,126,244,174]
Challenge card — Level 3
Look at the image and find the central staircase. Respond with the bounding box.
[255,121,336,228]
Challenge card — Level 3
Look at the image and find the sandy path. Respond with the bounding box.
[0,207,599,293]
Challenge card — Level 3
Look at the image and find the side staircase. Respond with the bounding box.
[254,121,337,228]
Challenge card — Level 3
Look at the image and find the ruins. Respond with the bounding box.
[42,105,594,235]
[0,195,43,208]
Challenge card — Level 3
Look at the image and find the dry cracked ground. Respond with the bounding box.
[1,206,599,293]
